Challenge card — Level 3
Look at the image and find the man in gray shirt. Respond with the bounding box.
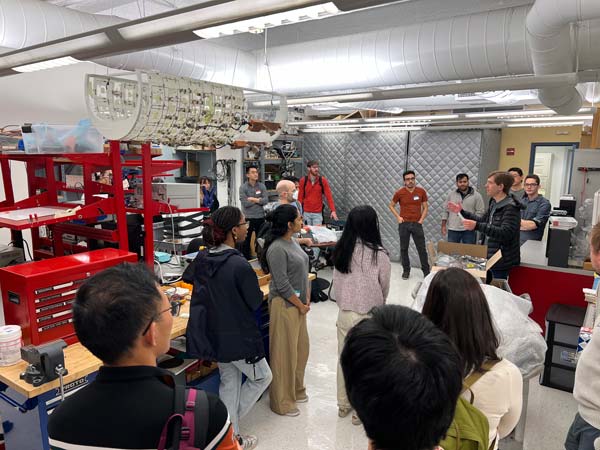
[520,174,551,245]
[509,167,525,200]
[239,166,269,259]
[441,173,485,244]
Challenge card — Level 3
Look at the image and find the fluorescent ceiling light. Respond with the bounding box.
[290,114,458,127]
[507,115,593,122]
[120,0,330,41]
[12,56,81,73]
[363,114,458,122]
[301,128,357,133]
[359,127,422,132]
[194,3,340,39]
[507,121,585,128]
[464,108,591,118]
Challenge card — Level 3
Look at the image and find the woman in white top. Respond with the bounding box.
[331,205,391,425]
[422,268,523,449]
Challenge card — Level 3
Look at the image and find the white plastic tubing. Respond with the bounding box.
[0,0,257,88]
[526,0,600,114]
[4,0,600,112]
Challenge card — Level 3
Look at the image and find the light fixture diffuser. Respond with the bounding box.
[12,56,81,73]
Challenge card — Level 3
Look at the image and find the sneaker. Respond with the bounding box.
[351,414,362,425]
[284,408,300,417]
[402,272,410,280]
[237,434,258,450]
[338,406,352,418]
[296,395,309,403]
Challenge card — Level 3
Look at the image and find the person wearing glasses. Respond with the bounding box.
[519,174,552,245]
[48,263,241,450]
[259,204,310,417]
[388,170,430,280]
[187,206,271,450]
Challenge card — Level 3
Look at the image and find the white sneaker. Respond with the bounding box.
[237,434,258,450]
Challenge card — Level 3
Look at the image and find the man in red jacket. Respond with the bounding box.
[298,160,338,225]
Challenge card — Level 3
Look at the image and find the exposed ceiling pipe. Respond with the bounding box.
[0,0,121,49]
[0,0,258,88]
[255,6,534,94]
[526,0,600,114]
[251,72,582,106]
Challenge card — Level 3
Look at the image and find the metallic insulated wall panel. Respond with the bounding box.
[303,132,408,261]
[479,130,502,198]
[407,130,483,267]
[303,130,497,265]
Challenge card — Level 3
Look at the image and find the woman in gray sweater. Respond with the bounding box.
[259,204,310,417]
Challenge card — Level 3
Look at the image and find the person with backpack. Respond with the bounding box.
[341,304,463,450]
[298,160,338,225]
[423,268,523,449]
[48,263,241,450]
[186,206,272,450]
[331,205,391,425]
[259,204,310,417]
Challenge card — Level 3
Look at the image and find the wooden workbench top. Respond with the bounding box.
[0,273,316,398]
[0,343,101,399]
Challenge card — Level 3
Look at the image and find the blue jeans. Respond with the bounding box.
[303,212,323,226]
[565,413,600,450]
[447,230,477,244]
[304,212,323,259]
[219,357,272,434]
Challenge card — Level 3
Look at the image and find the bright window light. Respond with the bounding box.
[193,3,340,39]
[12,56,81,73]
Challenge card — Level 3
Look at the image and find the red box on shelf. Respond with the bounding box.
[0,249,137,345]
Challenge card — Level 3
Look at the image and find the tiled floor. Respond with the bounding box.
[241,263,578,450]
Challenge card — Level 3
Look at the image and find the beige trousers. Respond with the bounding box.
[337,309,369,410]
[269,296,310,415]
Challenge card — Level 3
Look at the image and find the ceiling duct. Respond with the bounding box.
[526,0,600,114]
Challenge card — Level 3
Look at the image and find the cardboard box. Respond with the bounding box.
[429,241,502,279]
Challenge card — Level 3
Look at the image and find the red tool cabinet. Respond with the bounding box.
[0,249,137,345]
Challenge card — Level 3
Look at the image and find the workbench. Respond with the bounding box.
[0,274,314,449]
[510,240,593,332]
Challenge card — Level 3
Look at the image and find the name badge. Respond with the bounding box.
[256,190,262,195]
[413,195,420,201]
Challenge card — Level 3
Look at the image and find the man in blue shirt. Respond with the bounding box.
[520,174,552,245]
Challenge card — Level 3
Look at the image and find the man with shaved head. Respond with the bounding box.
[262,180,312,247]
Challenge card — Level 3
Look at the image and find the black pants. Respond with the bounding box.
[242,218,265,260]
[398,222,430,275]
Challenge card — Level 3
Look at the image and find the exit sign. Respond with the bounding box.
[506,147,515,156]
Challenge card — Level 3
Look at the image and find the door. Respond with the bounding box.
[532,145,575,208]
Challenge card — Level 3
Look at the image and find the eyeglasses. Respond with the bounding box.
[404,177,416,181]
[236,222,249,227]
[524,183,539,187]
[141,301,181,336]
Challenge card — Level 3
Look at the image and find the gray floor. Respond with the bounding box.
[240,263,577,450]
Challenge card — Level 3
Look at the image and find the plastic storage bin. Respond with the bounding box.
[22,120,104,154]
[0,325,22,366]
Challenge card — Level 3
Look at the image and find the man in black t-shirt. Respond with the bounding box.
[48,263,241,450]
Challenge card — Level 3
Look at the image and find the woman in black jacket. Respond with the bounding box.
[186,206,271,450]
[449,171,523,282]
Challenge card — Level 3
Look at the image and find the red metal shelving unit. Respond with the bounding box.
[0,141,204,266]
